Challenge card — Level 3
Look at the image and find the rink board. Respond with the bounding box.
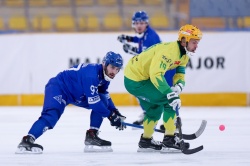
[0,93,247,106]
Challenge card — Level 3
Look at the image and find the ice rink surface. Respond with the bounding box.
[0,106,250,166]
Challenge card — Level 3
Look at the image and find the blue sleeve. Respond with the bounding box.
[98,82,117,111]
[107,94,117,111]
[148,32,161,46]
[151,35,161,45]
[83,75,111,117]
[131,36,139,43]
[98,81,109,93]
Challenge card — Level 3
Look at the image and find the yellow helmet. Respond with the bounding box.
[178,24,202,42]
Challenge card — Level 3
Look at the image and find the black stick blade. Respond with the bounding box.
[182,145,204,155]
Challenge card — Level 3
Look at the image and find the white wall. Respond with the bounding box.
[0,32,249,94]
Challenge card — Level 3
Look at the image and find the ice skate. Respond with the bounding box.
[132,112,145,127]
[161,134,190,153]
[84,129,113,152]
[137,134,162,152]
[15,135,43,154]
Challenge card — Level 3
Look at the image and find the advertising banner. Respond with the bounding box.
[0,32,249,106]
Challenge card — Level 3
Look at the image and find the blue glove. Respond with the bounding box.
[108,110,126,130]
[113,109,126,120]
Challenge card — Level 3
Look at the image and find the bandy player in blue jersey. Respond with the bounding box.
[118,11,175,126]
[16,52,126,154]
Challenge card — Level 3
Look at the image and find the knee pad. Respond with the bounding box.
[40,109,61,129]
[145,105,163,121]
[163,105,176,122]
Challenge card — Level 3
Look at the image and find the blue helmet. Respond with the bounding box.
[102,51,123,68]
[132,11,149,24]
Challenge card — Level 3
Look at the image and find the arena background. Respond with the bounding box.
[0,0,250,106]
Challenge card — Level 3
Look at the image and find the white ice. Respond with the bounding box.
[0,106,250,166]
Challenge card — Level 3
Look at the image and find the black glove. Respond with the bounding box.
[108,110,126,130]
[117,35,133,43]
[123,43,138,55]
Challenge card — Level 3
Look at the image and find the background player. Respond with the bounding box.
[118,10,176,126]
[124,24,202,152]
[16,51,126,154]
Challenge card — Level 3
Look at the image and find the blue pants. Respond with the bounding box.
[28,81,109,139]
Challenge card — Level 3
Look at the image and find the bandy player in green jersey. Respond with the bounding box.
[124,24,203,152]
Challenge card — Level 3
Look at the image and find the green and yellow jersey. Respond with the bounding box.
[124,41,189,95]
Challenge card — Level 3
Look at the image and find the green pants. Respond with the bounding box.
[124,77,175,123]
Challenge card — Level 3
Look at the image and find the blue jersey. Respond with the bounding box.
[131,25,161,53]
[52,63,116,117]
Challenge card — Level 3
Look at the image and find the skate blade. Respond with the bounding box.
[137,147,161,153]
[160,147,182,154]
[84,145,113,153]
[15,147,43,154]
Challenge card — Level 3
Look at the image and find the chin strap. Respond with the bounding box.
[103,70,113,82]
[184,41,197,57]
[184,47,195,57]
